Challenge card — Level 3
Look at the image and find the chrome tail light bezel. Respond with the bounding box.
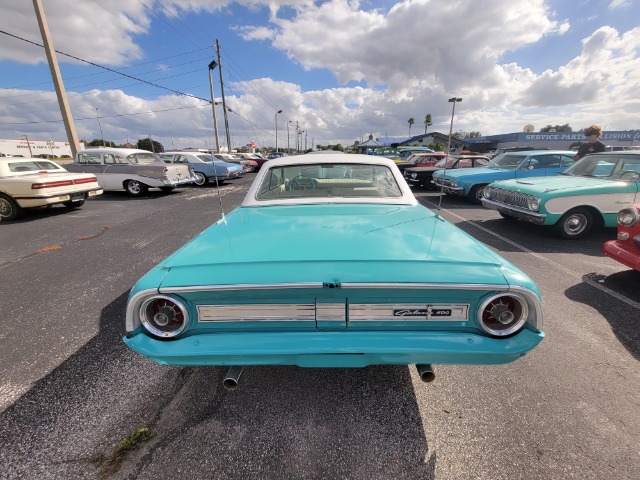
[127,290,189,338]
[477,292,531,337]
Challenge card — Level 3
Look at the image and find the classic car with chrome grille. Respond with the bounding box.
[482,152,640,239]
[66,147,197,196]
[123,154,544,389]
[404,155,489,189]
[158,151,244,186]
[432,150,576,203]
[0,157,102,221]
[602,205,640,271]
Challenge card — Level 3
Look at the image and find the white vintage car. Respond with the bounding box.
[66,148,197,196]
[0,157,103,221]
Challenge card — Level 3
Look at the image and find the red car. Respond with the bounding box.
[602,205,640,271]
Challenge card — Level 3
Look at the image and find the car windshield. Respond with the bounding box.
[126,153,159,164]
[8,160,62,172]
[486,153,526,170]
[256,163,403,200]
[561,154,640,180]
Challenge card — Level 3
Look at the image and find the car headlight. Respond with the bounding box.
[140,295,189,338]
[478,293,529,337]
[483,187,492,199]
[527,196,541,212]
[410,173,417,179]
[618,207,640,227]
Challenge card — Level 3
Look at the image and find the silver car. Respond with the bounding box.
[67,148,197,196]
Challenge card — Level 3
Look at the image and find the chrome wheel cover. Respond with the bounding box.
[0,197,13,217]
[194,172,206,185]
[563,213,588,236]
[128,181,141,194]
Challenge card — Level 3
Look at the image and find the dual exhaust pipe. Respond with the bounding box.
[222,364,436,390]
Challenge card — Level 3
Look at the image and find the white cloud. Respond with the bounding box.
[0,0,638,146]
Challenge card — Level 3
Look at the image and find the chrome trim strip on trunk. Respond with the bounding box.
[160,282,509,294]
[198,304,316,322]
[340,283,509,291]
[160,282,324,294]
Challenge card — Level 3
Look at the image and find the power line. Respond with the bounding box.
[0,29,211,103]
[0,104,205,126]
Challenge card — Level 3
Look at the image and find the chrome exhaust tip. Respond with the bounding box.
[223,366,244,390]
[416,364,435,383]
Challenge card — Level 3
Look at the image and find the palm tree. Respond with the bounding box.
[408,118,415,137]
[424,114,432,135]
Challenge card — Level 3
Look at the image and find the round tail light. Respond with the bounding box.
[140,296,189,338]
[478,293,529,337]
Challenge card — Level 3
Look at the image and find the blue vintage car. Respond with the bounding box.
[159,151,244,186]
[124,154,544,389]
[432,150,576,203]
[482,151,640,239]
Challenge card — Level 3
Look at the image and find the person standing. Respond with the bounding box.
[575,125,606,159]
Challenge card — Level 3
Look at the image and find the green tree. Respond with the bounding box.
[540,124,572,132]
[428,142,445,151]
[408,118,415,137]
[424,114,432,135]
[136,137,164,153]
[87,138,117,147]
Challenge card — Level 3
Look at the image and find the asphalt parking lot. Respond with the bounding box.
[1,177,639,480]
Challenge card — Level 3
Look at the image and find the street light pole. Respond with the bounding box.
[169,123,175,150]
[275,110,282,153]
[447,97,462,154]
[96,108,105,146]
[287,121,292,154]
[304,131,308,152]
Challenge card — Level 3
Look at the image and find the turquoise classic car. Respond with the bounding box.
[124,154,544,389]
[482,152,640,239]
[432,150,576,203]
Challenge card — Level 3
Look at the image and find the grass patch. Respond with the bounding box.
[93,427,155,479]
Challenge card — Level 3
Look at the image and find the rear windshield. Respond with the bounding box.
[8,160,62,172]
[256,163,403,200]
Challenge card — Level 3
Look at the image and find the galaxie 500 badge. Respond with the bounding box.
[393,304,469,320]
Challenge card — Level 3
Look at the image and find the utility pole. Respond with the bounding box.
[216,40,232,153]
[32,0,81,156]
[22,135,34,157]
[208,59,221,153]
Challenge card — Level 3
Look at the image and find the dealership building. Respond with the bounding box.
[0,138,84,157]
[464,130,640,153]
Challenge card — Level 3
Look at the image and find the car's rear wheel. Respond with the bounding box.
[194,172,208,186]
[469,184,488,204]
[554,208,593,239]
[63,199,85,208]
[0,193,22,221]
[125,180,148,197]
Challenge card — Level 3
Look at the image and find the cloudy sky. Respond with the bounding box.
[0,0,638,151]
